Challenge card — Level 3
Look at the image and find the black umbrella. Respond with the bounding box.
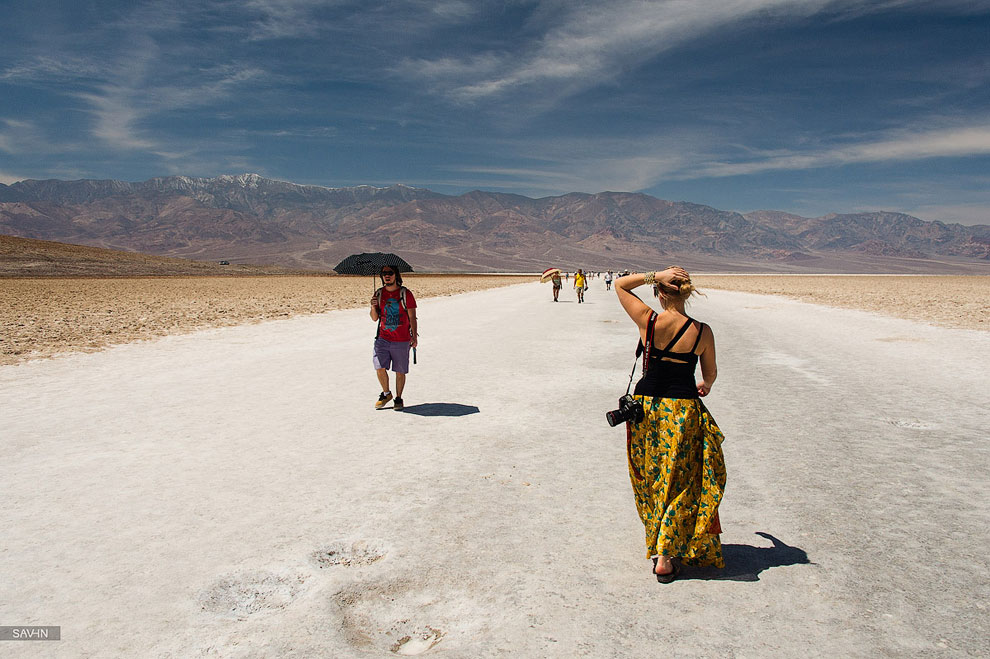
[333,252,414,292]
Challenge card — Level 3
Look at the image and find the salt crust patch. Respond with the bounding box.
[310,540,388,568]
[197,570,308,619]
[884,418,935,430]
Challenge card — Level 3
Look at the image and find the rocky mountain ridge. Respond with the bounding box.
[1,174,987,272]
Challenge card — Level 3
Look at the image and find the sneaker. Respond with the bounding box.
[393,397,404,412]
[375,391,393,409]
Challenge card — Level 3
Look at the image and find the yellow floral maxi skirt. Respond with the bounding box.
[626,396,727,567]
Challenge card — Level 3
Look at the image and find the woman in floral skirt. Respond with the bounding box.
[614,267,726,583]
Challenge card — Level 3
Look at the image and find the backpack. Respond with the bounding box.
[374,286,409,339]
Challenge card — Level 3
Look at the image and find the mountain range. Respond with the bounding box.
[1,173,988,273]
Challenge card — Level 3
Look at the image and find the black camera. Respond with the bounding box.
[605,394,644,427]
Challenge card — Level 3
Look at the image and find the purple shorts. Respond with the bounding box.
[373,338,411,374]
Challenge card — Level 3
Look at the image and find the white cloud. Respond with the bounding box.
[0,118,62,156]
[690,123,990,178]
[446,133,698,195]
[405,0,843,102]
[430,0,475,20]
[438,119,990,197]
[78,87,158,150]
[0,171,25,184]
[0,55,105,82]
[402,0,990,109]
[397,53,503,80]
[244,0,330,40]
[76,58,267,151]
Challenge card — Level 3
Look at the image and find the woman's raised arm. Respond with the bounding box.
[614,267,689,330]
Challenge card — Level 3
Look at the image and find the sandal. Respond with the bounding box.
[652,557,680,584]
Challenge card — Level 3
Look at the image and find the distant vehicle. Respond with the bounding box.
[219,260,230,265]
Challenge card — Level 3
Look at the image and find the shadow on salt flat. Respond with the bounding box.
[400,403,480,417]
[682,532,812,582]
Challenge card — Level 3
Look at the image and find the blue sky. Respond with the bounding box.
[1,0,989,224]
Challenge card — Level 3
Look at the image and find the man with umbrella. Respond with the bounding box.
[370,265,418,411]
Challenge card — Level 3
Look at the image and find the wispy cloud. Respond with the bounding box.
[444,133,700,195]
[76,57,267,151]
[78,86,158,150]
[1,1,270,154]
[0,118,66,156]
[0,171,25,184]
[403,0,844,102]
[437,119,990,197]
[690,123,990,178]
[244,0,331,40]
[401,0,990,110]
[0,56,105,82]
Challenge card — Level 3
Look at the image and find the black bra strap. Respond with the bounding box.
[690,322,705,353]
[661,317,694,353]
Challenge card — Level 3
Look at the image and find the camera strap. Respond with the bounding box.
[626,311,658,395]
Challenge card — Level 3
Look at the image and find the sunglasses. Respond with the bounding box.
[381,270,396,276]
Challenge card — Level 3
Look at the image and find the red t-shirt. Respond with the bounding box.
[377,287,417,342]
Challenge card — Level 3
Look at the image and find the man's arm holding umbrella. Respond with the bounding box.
[370,290,380,321]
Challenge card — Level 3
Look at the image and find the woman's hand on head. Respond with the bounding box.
[658,266,689,285]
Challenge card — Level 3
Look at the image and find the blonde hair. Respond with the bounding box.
[654,266,703,307]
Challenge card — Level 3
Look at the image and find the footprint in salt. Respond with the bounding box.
[391,627,445,655]
[330,580,484,655]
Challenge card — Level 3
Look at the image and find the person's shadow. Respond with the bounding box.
[399,403,480,417]
[681,532,811,582]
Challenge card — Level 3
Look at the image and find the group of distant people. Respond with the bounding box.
[366,261,724,584]
[550,269,633,302]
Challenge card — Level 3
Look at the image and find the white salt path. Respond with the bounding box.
[1,281,988,657]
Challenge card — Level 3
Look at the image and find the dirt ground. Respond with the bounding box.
[0,275,530,366]
[695,274,989,332]
[2,274,986,366]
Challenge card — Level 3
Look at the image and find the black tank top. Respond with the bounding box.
[633,315,704,399]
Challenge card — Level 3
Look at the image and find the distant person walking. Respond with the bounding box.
[370,266,418,411]
[551,271,562,301]
[604,270,613,291]
[614,266,726,583]
[574,269,586,303]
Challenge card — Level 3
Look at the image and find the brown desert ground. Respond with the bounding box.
[0,233,310,277]
[0,275,530,365]
[2,274,987,367]
[695,274,989,332]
